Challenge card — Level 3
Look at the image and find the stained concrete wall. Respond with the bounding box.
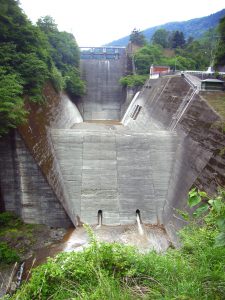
[0,131,72,227]
[0,83,82,227]
[122,76,191,131]
[0,132,21,215]
[122,75,225,237]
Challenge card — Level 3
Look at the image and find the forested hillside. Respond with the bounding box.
[106,9,225,46]
[120,19,225,88]
[0,0,84,136]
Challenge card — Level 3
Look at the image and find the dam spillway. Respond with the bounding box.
[0,48,224,239]
[49,48,180,226]
[77,49,126,120]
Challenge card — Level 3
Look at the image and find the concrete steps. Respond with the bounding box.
[51,127,180,225]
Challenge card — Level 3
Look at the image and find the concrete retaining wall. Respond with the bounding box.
[0,83,82,227]
[0,132,72,227]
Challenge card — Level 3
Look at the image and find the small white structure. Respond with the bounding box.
[149,64,170,79]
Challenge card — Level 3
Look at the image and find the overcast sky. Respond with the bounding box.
[19,0,225,46]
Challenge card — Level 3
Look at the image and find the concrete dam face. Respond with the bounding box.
[0,49,224,240]
[50,49,180,226]
[77,57,126,120]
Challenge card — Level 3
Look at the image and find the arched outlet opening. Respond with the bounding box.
[98,210,103,225]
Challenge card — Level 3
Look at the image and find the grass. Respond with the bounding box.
[202,91,225,120]
[9,222,225,300]
[4,191,225,299]
[0,212,45,266]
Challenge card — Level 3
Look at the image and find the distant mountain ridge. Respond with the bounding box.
[105,9,225,46]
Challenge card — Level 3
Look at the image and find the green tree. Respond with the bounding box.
[0,68,27,136]
[129,28,146,46]
[134,44,163,74]
[36,15,58,34]
[164,56,196,70]
[64,68,85,97]
[215,16,225,68]
[151,29,169,48]
[17,53,50,101]
[37,17,84,97]
[171,30,186,48]
[0,0,84,135]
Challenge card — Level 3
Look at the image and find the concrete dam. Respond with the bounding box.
[0,47,224,240]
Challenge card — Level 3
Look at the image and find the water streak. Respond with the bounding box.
[136,211,144,236]
[97,210,102,228]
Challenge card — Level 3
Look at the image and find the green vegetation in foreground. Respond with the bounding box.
[0,212,48,267]
[0,0,85,137]
[8,190,225,300]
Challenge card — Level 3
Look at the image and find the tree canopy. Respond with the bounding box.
[215,16,225,68]
[131,27,218,76]
[0,0,84,136]
[129,28,146,46]
[151,29,169,48]
[120,26,220,87]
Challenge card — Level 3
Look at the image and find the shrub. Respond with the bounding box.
[10,191,225,299]
[186,188,225,247]
[0,242,19,264]
[119,74,148,88]
[0,212,18,227]
[64,68,86,97]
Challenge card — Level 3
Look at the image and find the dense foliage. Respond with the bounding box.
[215,16,225,68]
[129,28,146,46]
[151,29,186,49]
[0,68,27,136]
[0,212,22,264]
[120,25,222,88]
[119,74,148,88]
[186,188,225,247]
[134,28,216,74]
[121,25,224,87]
[0,211,57,268]
[36,16,85,98]
[0,0,84,136]
[9,190,225,300]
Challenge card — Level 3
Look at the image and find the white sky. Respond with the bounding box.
[19,0,225,46]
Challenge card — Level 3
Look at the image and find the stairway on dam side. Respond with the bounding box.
[51,123,179,225]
